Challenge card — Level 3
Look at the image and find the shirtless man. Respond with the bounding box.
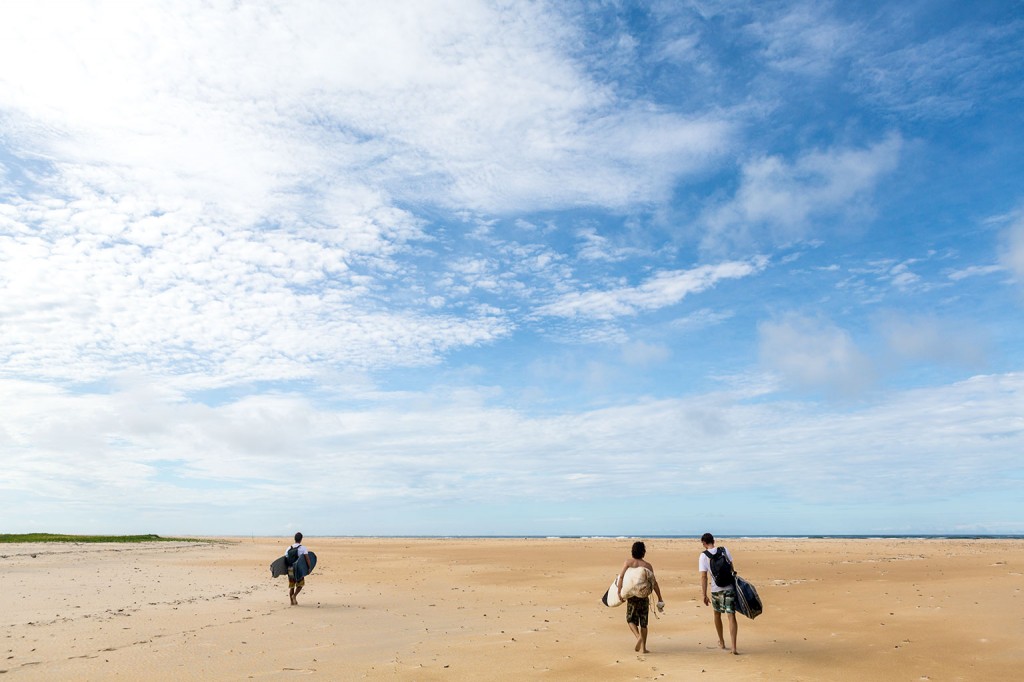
[616,541,665,653]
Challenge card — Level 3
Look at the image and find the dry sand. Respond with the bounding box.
[2,537,1022,680]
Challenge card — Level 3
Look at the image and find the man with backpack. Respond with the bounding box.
[286,532,312,606]
[699,532,739,655]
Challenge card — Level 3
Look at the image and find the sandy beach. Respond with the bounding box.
[2,537,1022,680]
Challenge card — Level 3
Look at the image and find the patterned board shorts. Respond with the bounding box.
[711,588,735,614]
[287,568,304,588]
[626,596,649,627]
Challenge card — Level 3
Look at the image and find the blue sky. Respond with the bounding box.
[1,1,1022,536]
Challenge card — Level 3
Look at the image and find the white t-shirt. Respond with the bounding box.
[289,543,309,557]
[698,546,734,592]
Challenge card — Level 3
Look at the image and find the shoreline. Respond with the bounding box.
[147,533,1024,540]
[12,532,1023,540]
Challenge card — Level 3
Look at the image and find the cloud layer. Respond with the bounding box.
[1,1,1022,534]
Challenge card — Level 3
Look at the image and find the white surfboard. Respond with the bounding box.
[601,566,653,607]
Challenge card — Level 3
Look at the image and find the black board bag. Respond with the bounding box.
[733,575,763,619]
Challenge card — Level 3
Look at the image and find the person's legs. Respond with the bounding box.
[626,598,642,648]
[717,588,737,654]
[711,589,738,651]
[631,598,650,653]
[728,612,738,654]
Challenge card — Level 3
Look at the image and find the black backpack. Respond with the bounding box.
[285,545,300,567]
[704,547,735,588]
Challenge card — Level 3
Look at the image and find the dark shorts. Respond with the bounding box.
[626,596,649,627]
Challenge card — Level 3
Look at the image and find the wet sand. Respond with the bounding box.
[3,537,1022,680]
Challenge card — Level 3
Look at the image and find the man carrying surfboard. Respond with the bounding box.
[699,532,739,654]
[287,532,312,606]
[616,541,664,654]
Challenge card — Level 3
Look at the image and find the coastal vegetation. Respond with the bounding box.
[0,533,203,543]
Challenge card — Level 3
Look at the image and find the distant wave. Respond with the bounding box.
[296,534,1024,540]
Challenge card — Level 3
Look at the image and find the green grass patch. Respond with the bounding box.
[0,533,206,544]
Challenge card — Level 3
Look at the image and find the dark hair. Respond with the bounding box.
[294,532,303,543]
[631,541,646,559]
[701,532,714,545]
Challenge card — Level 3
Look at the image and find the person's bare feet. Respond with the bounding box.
[634,639,642,652]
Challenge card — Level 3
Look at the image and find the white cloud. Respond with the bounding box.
[620,341,671,368]
[752,3,860,77]
[0,1,743,387]
[0,192,509,385]
[537,257,767,320]
[670,308,735,332]
[758,314,875,396]
[947,264,1004,281]
[850,18,1024,119]
[437,107,733,212]
[702,135,902,252]
[1000,216,1024,281]
[886,260,921,290]
[881,314,988,370]
[0,1,733,217]
[1,2,1021,535]
[575,227,631,262]
[3,371,1023,531]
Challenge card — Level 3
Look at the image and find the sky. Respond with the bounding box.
[1,1,1022,537]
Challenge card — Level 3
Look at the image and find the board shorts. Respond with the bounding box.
[711,588,735,614]
[287,567,304,588]
[626,596,649,627]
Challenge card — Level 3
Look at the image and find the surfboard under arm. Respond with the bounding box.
[601,566,652,607]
